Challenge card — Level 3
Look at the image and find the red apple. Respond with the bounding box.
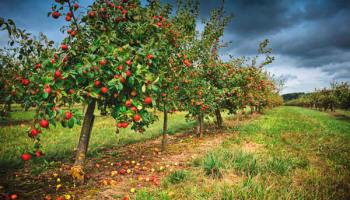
[54,70,62,78]
[35,150,42,158]
[125,70,131,77]
[144,97,152,105]
[119,169,126,175]
[119,76,126,83]
[99,59,107,66]
[21,78,29,86]
[131,106,138,112]
[118,65,123,71]
[21,153,31,161]
[147,54,154,60]
[44,87,52,94]
[101,87,108,94]
[122,122,128,128]
[52,11,61,19]
[10,194,18,200]
[65,111,72,120]
[88,11,96,18]
[61,44,68,51]
[70,30,77,37]
[126,60,132,66]
[35,63,41,69]
[125,100,132,107]
[74,3,79,9]
[133,114,141,121]
[40,119,49,128]
[30,128,39,137]
[94,80,101,87]
[65,15,71,21]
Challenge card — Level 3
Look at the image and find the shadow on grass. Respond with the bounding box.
[331,113,350,123]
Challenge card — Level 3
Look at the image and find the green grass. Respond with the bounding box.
[0,109,195,169]
[133,106,350,200]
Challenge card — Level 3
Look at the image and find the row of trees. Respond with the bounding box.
[0,0,282,182]
[285,82,350,111]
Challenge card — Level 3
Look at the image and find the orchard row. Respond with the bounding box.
[285,82,350,111]
[0,0,282,181]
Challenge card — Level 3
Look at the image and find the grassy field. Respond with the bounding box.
[0,107,195,169]
[133,107,350,200]
[1,106,350,199]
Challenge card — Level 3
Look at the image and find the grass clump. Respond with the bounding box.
[165,170,189,184]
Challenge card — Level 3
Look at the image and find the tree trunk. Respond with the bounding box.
[6,101,11,112]
[161,104,168,152]
[199,113,204,137]
[71,100,96,183]
[196,113,204,137]
[215,108,223,128]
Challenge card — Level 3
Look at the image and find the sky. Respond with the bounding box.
[1,0,349,94]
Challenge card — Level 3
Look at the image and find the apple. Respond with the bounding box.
[118,65,123,71]
[21,153,31,161]
[35,150,42,158]
[101,87,108,94]
[65,15,71,21]
[125,100,132,107]
[133,114,141,121]
[65,111,72,120]
[126,60,132,66]
[44,87,52,94]
[10,194,18,200]
[183,59,191,67]
[94,80,101,87]
[61,44,68,51]
[99,59,107,66]
[21,78,29,86]
[35,63,41,69]
[40,119,49,128]
[125,70,131,77]
[156,22,162,27]
[88,11,96,18]
[30,128,39,137]
[74,3,79,9]
[147,54,154,60]
[131,106,138,112]
[131,90,137,97]
[144,96,152,105]
[117,123,123,128]
[68,89,75,94]
[119,76,126,83]
[118,169,126,175]
[70,30,77,37]
[54,70,62,78]
[52,11,61,19]
[122,122,128,128]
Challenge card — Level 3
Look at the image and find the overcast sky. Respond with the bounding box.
[1,0,349,94]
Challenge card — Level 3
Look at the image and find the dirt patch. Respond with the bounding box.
[241,141,265,152]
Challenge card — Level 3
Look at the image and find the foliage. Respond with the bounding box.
[285,81,350,111]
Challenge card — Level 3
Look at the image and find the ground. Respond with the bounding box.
[0,106,349,199]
